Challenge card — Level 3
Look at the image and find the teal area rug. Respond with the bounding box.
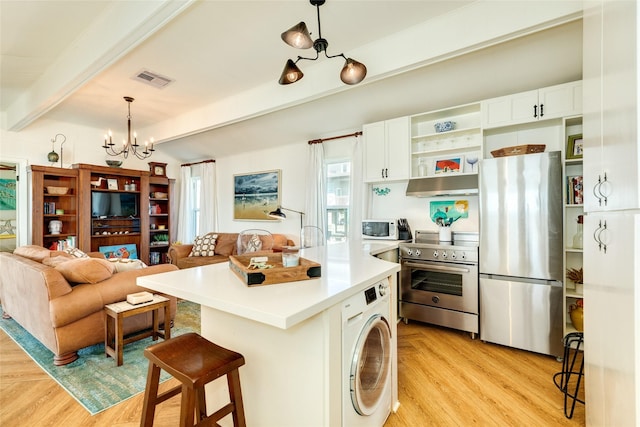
[0,300,200,415]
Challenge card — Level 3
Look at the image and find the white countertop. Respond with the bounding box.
[138,240,400,330]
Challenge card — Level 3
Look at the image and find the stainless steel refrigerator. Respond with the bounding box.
[479,151,563,357]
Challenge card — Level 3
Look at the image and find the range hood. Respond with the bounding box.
[406,175,478,197]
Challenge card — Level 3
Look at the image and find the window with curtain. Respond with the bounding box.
[190,176,201,238]
[326,160,350,243]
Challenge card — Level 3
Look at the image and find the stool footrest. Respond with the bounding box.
[155,384,182,405]
[199,402,235,425]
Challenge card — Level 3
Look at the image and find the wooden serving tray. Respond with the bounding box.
[491,144,546,157]
[229,253,321,286]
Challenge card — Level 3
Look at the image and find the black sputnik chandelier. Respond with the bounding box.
[279,0,367,85]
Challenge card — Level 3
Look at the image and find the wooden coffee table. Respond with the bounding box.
[104,295,170,366]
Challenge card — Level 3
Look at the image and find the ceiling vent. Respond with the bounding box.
[132,69,174,89]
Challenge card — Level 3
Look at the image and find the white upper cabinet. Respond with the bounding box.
[482,81,582,129]
[363,117,410,182]
[582,0,639,212]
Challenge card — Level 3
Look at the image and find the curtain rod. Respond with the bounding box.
[308,131,362,145]
[181,159,216,167]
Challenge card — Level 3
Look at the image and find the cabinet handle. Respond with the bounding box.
[539,104,544,117]
[533,104,538,118]
[593,220,608,253]
[593,173,609,206]
[381,169,384,179]
[385,168,388,178]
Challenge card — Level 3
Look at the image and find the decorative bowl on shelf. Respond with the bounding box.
[105,160,123,168]
[46,186,69,195]
[151,192,168,199]
[434,121,456,133]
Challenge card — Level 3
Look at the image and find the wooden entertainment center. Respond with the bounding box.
[29,163,173,265]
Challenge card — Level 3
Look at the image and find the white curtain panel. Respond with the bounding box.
[305,143,327,235]
[176,165,192,243]
[196,161,217,234]
[349,135,365,238]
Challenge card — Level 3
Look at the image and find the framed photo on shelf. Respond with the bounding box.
[107,179,118,190]
[233,169,281,221]
[433,155,464,175]
[566,134,583,159]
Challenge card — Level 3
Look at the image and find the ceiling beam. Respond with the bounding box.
[3,0,195,132]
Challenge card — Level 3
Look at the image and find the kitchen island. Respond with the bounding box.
[138,240,400,427]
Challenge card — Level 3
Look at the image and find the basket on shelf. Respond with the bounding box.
[491,144,546,158]
[46,186,69,195]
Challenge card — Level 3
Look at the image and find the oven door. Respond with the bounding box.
[400,259,478,314]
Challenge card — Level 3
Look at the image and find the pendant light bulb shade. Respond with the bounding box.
[279,59,304,85]
[340,58,367,85]
[281,22,313,49]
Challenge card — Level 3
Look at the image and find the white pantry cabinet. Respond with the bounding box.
[363,117,410,182]
[582,0,640,213]
[582,211,639,427]
[481,81,582,129]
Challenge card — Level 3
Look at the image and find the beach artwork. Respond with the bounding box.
[233,170,281,220]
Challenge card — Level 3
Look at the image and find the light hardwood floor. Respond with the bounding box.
[0,321,584,426]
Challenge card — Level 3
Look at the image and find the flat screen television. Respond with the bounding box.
[91,192,138,217]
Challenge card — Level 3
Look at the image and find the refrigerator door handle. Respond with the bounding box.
[479,273,563,287]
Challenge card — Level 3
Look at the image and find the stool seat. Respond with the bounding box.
[141,332,246,427]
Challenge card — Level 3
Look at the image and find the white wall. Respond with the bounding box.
[214,141,309,244]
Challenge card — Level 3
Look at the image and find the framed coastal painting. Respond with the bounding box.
[233,169,281,221]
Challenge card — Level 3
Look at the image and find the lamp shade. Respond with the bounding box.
[268,207,286,220]
[281,22,313,49]
[279,59,304,85]
[340,58,367,85]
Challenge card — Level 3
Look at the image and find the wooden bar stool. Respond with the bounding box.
[141,332,246,427]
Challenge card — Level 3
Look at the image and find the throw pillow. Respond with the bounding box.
[108,258,148,273]
[64,247,89,258]
[189,233,218,257]
[245,234,263,252]
[55,258,115,284]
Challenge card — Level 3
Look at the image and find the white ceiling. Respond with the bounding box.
[1,1,583,161]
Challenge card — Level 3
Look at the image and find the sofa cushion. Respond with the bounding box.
[54,258,116,284]
[189,233,218,257]
[13,245,54,262]
[214,233,238,256]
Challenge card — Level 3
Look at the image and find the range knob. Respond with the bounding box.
[406,249,413,256]
[433,250,439,258]
[451,252,457,259]
[415,249,421,257]
[460,252,466,259]
[442,252,448,259]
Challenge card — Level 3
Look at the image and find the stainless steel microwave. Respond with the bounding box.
[362,219,399,240]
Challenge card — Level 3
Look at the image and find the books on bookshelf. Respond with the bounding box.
[567,175,583,205]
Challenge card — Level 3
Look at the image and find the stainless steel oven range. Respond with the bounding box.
[399,231,479,337]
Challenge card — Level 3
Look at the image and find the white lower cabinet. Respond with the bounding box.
[363,117,410,182]
[583,211,639,426]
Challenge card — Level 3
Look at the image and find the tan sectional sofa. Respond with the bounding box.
[168,232,294,269]
[0,245,179,365]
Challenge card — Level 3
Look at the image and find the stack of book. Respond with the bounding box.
[567,175,583,205]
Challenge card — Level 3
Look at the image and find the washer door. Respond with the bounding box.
[350,314,392,416]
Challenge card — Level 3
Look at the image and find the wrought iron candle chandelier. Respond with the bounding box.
[102,96,155,160]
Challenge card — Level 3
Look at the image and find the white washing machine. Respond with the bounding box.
[342,279,392,427]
